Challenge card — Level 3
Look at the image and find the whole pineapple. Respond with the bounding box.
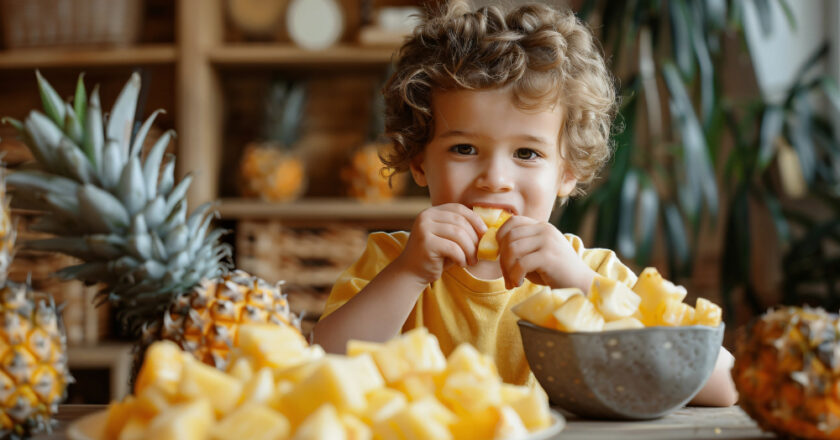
[0,166,72,439]
[3,72,300,370]
[732,307,840,439]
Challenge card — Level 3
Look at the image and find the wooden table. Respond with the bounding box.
[36,404,774,439]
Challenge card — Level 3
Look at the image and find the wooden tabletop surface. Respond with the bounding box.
[35,404,774,439]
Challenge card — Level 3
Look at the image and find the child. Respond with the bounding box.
[312,1,737,406]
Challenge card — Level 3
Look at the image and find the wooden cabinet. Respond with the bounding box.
[0,0,428,339]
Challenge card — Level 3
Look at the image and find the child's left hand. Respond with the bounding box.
[496,216,597,291]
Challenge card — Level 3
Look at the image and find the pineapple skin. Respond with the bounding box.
[6,72,305,375]
[0,283,72,439]
[733,307,840,439]
[141,270,299,370]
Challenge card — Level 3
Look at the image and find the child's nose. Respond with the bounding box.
[476,157,513,192]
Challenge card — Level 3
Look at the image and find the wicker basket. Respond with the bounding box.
[1,0,143,49]
[235,220,368,320]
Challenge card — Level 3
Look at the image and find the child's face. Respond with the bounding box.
[409,88,577,222]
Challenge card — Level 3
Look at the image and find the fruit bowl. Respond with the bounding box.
[518,320,724,420]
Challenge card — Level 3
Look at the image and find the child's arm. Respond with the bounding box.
[688,346,739,406]
[312,203,486,353]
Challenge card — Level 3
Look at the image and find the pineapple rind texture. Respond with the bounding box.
[104,326,557,439]
[0,283,72,439]
[5,72,231,331]
[733,307,840,440]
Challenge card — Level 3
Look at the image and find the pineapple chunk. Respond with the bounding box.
[633,267,688,326]
[177,356,244,416]
[589,275,641,320]
[371,327,446,384]
[494,405,529,440]
[346,339,384,357]
[135,386,172,418]
[144,400,214,440]
[391,373,437,401]
[552,295,605,332]
[445,343,498,380]
[603,317,645,331]
[227,356,256,382]
[237,323,311,370]
[440,371,502,415]
[694,297,722,326]
[657,299,696,326]
[360,387,407,424]
[117,415,150,440]
[104,396,135,440]
[281,357,367,426]
[340,413,373,440]
[134,341,184,396]
[293,404,347,440]
[212,403,290,440]
[345,353,385,394]
[478,227,502,261]
[474,206,512,261]
[240,367,275,406]
[473,206,512,227]
[373,397,456,440]
[511,288,582,328]
[450,406,499,440]
[499,384,552,431]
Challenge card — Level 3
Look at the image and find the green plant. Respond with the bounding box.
[558,0,840,321]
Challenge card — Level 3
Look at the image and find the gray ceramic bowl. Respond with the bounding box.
[518,320,724,420]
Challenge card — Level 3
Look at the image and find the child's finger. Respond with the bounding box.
[442,203,488,234]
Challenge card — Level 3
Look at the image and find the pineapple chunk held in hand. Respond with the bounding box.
[474,206,512,260]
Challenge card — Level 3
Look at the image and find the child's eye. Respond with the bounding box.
[450,144,476,155]
[514,148,540,160]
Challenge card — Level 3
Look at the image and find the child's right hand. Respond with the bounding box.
[394,203,487,285]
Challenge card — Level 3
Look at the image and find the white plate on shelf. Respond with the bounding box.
[67,408,566,440]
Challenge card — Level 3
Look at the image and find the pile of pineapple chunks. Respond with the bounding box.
[103,325,554,440]
[513,267,722,332]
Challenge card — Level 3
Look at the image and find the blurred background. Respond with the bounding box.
[0,0,838,404]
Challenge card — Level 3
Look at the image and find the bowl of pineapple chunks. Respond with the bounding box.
[514,268,724,420]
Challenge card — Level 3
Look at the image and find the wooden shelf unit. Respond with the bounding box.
[0,45,177,69]
[219,197,429,220]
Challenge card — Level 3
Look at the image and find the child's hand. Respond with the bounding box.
[395,203,487,286]
[496,216,596,291]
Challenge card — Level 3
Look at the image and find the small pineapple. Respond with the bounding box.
[3,72,301,371]
[733,307,840,439]
[0,166,72,439]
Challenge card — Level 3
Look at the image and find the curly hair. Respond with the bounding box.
[382,1,616,196]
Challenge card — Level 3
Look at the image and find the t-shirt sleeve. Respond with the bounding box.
[564,233,638,288]
[319,231,409,320]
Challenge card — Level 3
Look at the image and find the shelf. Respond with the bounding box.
[209,44,398,67]
[218,197,430,220]
[0,44,178,69]
[67,343,133,400]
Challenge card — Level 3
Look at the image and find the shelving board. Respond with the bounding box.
[0,44,177,69]
[218,197,430,220]
[208,44,399,67]
[67,343,133,400]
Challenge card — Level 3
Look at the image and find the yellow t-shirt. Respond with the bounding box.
[321,231,637,385]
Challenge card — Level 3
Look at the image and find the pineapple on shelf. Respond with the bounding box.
[239,80,307,202]
[0,165,72,439]
[341,143,407,202]
[732,307,840,439]
[3,72,302,371]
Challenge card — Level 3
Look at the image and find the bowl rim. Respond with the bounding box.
[516,319,725,336]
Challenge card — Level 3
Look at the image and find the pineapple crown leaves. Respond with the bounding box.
[2,71,232,332]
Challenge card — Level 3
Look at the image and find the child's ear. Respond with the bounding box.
[409,154,428,187]
[556,168,578,198]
